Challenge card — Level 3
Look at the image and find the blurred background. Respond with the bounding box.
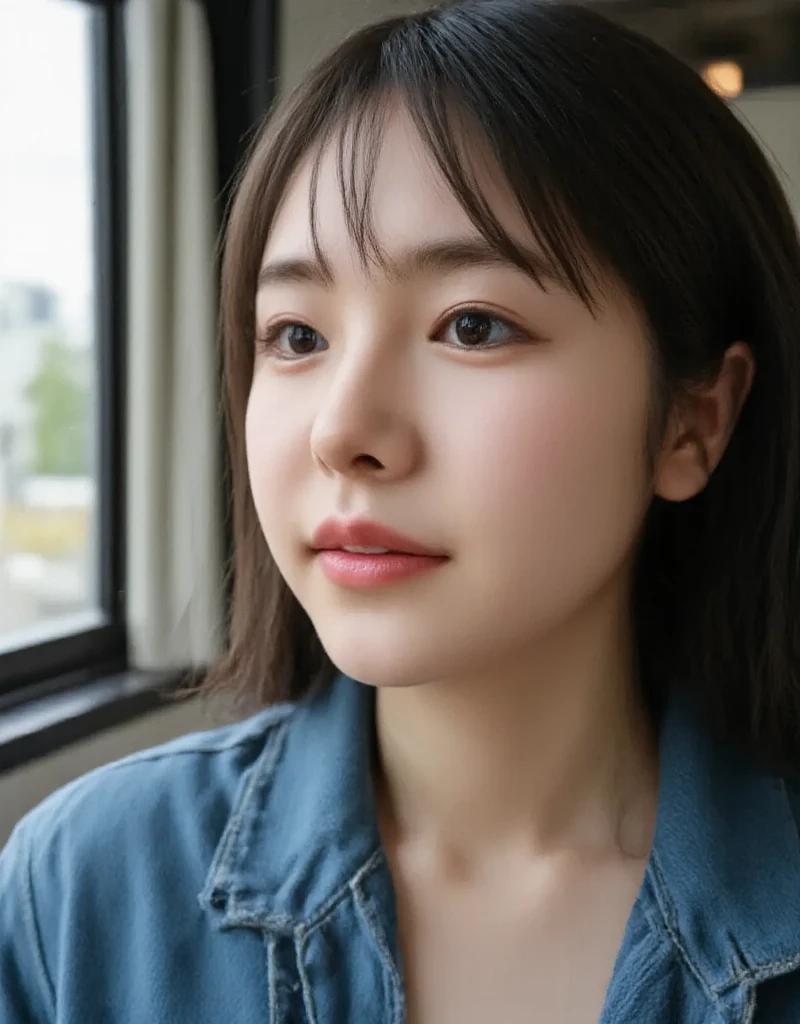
[0,0,798,843]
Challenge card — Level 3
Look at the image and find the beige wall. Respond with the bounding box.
[735,87,800,217]
[279,0,426,93]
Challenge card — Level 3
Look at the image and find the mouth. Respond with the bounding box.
[310,516,447,559]
[337,545,393,555]
[308,517,449,589]
[313,547,449,590]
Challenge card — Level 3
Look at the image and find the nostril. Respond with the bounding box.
[352,453,383,470]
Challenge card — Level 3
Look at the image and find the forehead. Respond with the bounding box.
[262,105,531,269]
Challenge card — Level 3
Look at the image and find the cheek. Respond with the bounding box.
[245,375,308,548]
[441,356,650,596]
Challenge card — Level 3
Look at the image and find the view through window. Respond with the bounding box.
[0,0,99,652]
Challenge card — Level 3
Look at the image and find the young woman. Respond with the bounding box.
[4,0,800,1020]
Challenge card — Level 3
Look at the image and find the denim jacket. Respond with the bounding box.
[3,672,800,1023]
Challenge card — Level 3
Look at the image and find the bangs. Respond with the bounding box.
[303,56,605,309]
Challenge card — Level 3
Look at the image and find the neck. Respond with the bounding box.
[374,581,658,870]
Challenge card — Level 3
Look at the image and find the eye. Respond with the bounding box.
[438,310,522,350]
[257,321,327,359]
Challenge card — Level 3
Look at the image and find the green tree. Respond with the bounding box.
[24,335,90,476]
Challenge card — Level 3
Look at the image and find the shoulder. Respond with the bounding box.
[5,701,296,874]
[0,701,298,1021]
[0,701,295,955]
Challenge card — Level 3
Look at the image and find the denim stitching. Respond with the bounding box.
[351,853,405,1024]
[198,718,290,912]
[91,703,295,775]
[742,982,756,1024]
[648,853,720,1006]
[212,845,389,937]
[639,886,664,939]
[720,932,755,996]
[308,847,385,932]
[266,935,279,1024]
[284,850,398,1024]
[21,823,55,1020]
[295,931,319,1024]
[353,891,404,1024]
[647,853,800,1009]
[216,904,296,932]
[727,954,800,986]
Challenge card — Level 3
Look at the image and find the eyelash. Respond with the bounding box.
[255,307,531,361]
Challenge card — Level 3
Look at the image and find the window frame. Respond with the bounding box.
[0,0,281,773]
[0,0,128,707]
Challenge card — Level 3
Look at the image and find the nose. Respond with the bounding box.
[309,345,421,482]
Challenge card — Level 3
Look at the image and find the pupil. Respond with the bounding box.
[456,313,491,346]
[290,325,317,353]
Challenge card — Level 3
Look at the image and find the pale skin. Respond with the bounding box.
[247,104,754,1023]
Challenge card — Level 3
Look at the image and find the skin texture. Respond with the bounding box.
[247,105,754,1022]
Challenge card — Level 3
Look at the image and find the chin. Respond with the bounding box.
[323,644,432,689]
[315,618,468,690]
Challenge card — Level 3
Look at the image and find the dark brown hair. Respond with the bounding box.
[204,0,800,774]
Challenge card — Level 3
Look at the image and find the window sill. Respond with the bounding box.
[0,670,189,774]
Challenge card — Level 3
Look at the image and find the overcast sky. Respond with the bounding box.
[0,0,93,315]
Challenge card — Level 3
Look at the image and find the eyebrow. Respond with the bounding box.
[256,237,566,292]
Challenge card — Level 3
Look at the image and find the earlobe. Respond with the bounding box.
[653,342,755,503]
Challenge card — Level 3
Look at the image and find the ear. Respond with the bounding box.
[654,342,755,503]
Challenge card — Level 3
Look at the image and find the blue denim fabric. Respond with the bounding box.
[3,673,800,1022]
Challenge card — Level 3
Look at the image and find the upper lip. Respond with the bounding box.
[310,517,446,557]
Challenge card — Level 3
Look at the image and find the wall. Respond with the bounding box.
[735,87,800,216]
[278,0,424,92]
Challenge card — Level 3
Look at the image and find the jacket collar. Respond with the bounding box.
[201,674,800,988]
[649,688,800,993]
[200,675,383,930]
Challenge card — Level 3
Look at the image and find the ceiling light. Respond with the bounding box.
[702,60,744,99]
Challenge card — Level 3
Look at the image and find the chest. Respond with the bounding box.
[52,860,799,1024]
[393,855,646,1024]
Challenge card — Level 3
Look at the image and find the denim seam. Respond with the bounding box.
[266,935,279,1024]
[649,841,800,999]
[288,851,396,1024]
[639,883,664,940]
[351,851,405,1024]
[648,852,720,1007]
[743,983,756,1024]
[295,846,385,936]
[86,704,295,775]
[215,904,296,932]
[20,823,56,1020]
[726,954,800,987]
[295,931,319,1024]
[198,719,289,912]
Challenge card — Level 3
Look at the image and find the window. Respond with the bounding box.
[0,0,126,701]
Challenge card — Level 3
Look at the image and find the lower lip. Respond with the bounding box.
[315,550,449,589]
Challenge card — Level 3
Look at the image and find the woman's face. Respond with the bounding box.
[247,107,653,688]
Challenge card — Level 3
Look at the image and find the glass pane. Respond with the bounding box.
[0,0,100,649]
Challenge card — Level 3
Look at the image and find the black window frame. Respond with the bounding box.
[0,0,128,709]
[0,0,280,774]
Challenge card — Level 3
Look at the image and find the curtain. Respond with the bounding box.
[125,0,223,670]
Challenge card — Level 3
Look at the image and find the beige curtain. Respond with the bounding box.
[125,0,223,670]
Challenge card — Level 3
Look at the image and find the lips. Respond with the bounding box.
[310,517,445,557]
